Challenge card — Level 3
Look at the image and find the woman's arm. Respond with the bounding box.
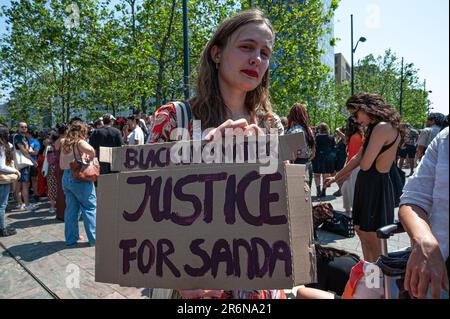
[325,147,362,186]
[78,140,96,161]
[335,128,346,143]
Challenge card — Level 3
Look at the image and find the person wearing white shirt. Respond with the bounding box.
[126,116,145,145]
[399,127,449,299]
[416,112,445,160]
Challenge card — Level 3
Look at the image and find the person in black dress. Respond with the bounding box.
[325,93,404,262]
[312,123,336,197]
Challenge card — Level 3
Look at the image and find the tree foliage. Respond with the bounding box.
[3,0,428,132]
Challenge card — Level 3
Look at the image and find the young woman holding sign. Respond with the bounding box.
[149,9,285,299]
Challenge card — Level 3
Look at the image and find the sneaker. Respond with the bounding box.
[24,203,36,211]
[14,204,25,210]
[49,208,56,214]
[0,227,17,237]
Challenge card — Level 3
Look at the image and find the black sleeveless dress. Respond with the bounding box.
[352,126,399,232]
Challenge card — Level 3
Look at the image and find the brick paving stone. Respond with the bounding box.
[0,261,48,299]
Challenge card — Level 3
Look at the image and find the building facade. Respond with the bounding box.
[335,53,351,83]
[319,0,335,79]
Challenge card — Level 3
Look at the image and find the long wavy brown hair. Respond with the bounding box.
[287,103,315,148]
[0,126,13,165]
[346,93,405,148]
[190,8,275,129]
[62,121,89,154]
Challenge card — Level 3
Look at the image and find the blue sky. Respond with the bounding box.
[1,0,448,115]
[333,0,449,115]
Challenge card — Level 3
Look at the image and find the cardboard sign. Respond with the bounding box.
[95,163,316,289]
[95,132,316,290]
[99,133,306,173]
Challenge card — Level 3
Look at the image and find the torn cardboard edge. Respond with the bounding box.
[100,132,305,173]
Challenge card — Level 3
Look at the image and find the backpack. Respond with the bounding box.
[173,101,201,140]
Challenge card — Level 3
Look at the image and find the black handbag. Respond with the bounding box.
[320,211,355,238]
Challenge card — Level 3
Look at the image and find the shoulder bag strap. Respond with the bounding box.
[72,140,82,162]
[174,101,193,140]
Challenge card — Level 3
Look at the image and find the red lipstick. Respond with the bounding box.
[242,70,258,78]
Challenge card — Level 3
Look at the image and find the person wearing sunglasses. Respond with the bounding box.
[13,122,37,211]
[325,93,404,262]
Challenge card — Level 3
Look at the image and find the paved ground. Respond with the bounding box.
[0,173,411,299]
[0,199,149,299]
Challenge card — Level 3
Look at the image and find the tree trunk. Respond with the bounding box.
[155,0,177,107]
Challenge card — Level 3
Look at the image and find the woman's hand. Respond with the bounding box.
[204,119,264,141]
[14,169,21,179]
[324,176,336,188]
[178,289,224,299]
[405,236,449,299]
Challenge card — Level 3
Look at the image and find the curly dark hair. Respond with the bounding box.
[346,93,405,147]
[428,112,447,129]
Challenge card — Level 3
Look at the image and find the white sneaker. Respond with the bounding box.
[48,208,56,214]
[14,204,25,210]
[24,203,36,211]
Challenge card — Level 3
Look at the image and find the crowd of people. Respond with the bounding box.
[0,8,448,300]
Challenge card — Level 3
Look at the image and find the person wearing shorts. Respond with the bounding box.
[398,123,418,177]
[13,122,36,211]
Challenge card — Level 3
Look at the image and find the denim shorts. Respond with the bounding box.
[18,166,31,183]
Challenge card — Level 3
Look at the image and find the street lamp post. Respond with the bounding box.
[182,0,190,100]
[351,14,366,96]
[423,79,432,115]
[399,57,413,116]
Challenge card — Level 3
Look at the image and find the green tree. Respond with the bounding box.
[353,49,428,128]
[0,0,104,125]
[1,0,339,127]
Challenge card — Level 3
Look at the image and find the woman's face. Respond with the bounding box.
[349,107,371,127]
[212,22,273,93]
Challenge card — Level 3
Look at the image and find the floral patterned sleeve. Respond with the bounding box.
[256,111,284,135]
[148,103,178,143]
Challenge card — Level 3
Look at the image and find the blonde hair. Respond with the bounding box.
[63,121,89,154]
[190,8,275,129]
[318,122,330,134]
